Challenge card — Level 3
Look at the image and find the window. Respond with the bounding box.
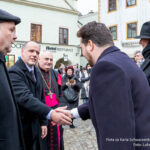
[127,22,137,39]
[108,0,116,12]
[30,24,42,42]
[59,28,68,45]
[126,0,136,7]
[5,55,15,69]
[109,25,117,40]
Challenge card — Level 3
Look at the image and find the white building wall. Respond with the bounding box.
[78,0,150,57]
[79,12,98,25]
[25,0,71,10]
[0,0,80,67]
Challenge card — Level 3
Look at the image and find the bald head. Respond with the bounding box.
[22,41,40,50]
[39,50,53,58]
[38,50,53,72]
[21,41,40,68]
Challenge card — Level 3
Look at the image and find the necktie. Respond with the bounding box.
[31,70,36,82]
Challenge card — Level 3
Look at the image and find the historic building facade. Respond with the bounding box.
[0,0,80,68]
[79,0,150,58]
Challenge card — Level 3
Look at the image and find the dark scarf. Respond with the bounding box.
[66,74,74,80]
[142,43,150,59]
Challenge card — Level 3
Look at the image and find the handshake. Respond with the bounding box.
[41,107,72,139]
[50,106,73,125]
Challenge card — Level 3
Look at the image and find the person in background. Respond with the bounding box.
[73,64,80,79]
[134,50,144,67]
[134,21,150,85]
[58,63,65,77]
[38,51,64,150]
[0,9,25,150]
[62,66,81,128]
[80,63,91,104]
[8,41,72,150]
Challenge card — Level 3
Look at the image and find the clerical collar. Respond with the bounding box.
[39,67,50,73]
[25,63,34,72]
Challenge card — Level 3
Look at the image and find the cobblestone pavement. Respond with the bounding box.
[63,104,98,150]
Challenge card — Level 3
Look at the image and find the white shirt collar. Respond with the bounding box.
[25,64,34,72]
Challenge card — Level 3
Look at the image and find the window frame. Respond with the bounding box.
[30,23,42,43]
[109,25,118,41]
[126,0,137,8]
[126,21,138,40]
[5,55,15,69]
[108,0,117,13]
[59,27,69,45]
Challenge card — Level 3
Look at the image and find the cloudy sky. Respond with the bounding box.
[77,0,98,15]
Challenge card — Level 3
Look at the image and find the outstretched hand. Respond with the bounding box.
[55,107,72,118]
[51,106,72,125]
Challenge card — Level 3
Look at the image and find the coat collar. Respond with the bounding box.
[16,58,29,71]
[16,58,37,83]
[141,43,150,70]
[141,59,150,70]
[142,43,150,59]
[96,46,120,64]
[0,52,6,62]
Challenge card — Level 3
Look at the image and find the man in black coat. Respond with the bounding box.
[57,21,150,150]
[0,9,25,150]
[8,41,72,150]
[134,21,150,85]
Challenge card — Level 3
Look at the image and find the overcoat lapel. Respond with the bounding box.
[25,71,36,83]
[16,58,36,83]
[97,46,120,63]
[34,67,41,88]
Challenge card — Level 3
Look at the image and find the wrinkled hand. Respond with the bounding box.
[41,126,47,139]
[51,121,57,126]
[66,82,70,86]
[51,106,72,125]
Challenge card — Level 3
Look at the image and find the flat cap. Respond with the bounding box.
[0,9,21,25]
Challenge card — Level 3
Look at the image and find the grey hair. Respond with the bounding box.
[39,50,53,57]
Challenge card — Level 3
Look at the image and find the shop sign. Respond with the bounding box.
[46,46,73,52]
[122,42,139,47]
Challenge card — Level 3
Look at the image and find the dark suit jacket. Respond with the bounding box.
[78,46,150,150]
[8,58,51,150]
[0,53,24,150]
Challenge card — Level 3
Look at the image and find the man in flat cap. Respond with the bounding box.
[0,9,25,150]
[134,21,150,85]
